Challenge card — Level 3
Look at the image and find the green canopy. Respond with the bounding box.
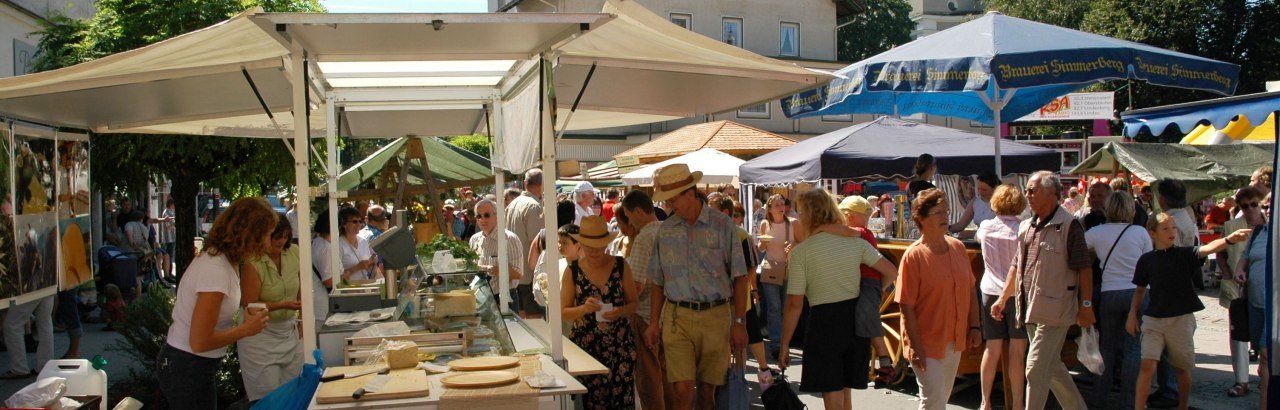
[338,137,493,193]
[1071,142,1274,200]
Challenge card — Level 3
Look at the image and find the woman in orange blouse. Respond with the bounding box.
[895,189,983,410]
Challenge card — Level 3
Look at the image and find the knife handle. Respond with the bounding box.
[352,388,367,400]
[320,374,343,382]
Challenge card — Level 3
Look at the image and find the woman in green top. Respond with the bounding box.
[237,213,303,401]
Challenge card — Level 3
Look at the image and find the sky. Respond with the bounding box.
[319,0,489,13]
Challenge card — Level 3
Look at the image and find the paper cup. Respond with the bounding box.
[595,303,614,322]
[247,302,268,316]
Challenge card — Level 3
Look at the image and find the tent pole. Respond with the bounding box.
[554,62,598,140]
[538,55,565,364]
[992,83,1003,177]
[290,42,318,362]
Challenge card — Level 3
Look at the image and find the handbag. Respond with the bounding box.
[760,369,804,410]
[760,220,791,286]
[715,350,750,410]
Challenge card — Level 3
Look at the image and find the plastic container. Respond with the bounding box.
[37,359,106,410]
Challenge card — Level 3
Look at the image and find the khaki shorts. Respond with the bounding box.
[662,301,731,385]
[1141,314,1197,369]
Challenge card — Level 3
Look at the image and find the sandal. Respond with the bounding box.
[874,364,895,386]
[1227,382,1249,397]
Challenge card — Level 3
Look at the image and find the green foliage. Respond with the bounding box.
[836,0,914,61]
[986,0,1280,140]
[31,0,325,276]
[446,134,493,159]
[417,234,478,261]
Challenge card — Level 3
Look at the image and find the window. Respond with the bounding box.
[669,13,691,30]
[722,17,743,47]
[780,22,800,57]
[738,102,770,119]
[821,114,852,122]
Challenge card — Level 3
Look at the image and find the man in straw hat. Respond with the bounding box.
[642,164,749,409]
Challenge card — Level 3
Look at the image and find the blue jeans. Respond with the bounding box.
[1090,289,1147,408]
[761,282,785,351]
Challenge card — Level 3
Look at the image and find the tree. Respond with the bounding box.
[32,0,324,278]
[446,134,494,158]
[987,0,1280,140]
[836,0,914,62]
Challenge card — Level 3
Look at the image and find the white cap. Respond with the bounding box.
[574,181,595,193]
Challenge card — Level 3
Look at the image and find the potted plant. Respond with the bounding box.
[405,201,439,244]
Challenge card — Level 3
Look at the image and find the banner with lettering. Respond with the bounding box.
[781,12,1238,125]
[1015,92,1115,122]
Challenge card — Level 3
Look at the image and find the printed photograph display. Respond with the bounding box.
[57,139,91,289]
[0,123,17,300]
[13,132,57,294]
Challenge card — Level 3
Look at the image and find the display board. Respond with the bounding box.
[0,121,94,307]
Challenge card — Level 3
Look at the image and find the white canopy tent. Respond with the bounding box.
[0,0,831,367]
[621,148,744,186]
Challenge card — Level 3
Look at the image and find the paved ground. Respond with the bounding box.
[0,288,1263,409]
[737,288,1264,409]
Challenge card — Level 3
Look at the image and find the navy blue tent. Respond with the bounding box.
[739,117,1060,185]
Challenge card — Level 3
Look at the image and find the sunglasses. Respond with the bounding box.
[1241,202,1261,209]
[477,212,495,219]
[348,219,365,225]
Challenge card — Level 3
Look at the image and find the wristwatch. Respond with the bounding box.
[733,317,747,325]
[1081,300,1093,308]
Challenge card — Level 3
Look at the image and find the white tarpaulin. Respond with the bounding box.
[497,80,541,172]
[621,148,743,186]
[552,0,831,118]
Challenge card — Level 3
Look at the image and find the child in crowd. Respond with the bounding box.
[102,284,126,331]
[533,224,582,308]
[1128,213,1251,409]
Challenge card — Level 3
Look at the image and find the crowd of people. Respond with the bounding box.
[133,157,1273,409]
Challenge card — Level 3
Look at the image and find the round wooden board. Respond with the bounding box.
[448,356,519,371]
[440,371,519,388]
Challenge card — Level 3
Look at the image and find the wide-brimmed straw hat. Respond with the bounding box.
[572,215,617,249]
[651,163,703,202]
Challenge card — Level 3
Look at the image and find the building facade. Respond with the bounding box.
[498,0,994,165]
[1,0,95,78]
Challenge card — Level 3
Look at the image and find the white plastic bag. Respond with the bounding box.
[1076,326,1104,375]
[4,377,66,408]
[351,321,410,339]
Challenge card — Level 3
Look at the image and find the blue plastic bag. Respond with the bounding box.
[252,349,325,410]
[715,351,750,410]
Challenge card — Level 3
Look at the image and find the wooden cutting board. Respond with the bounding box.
[315,365,430,404]
[440,371,520,389]
[448,356,519,371]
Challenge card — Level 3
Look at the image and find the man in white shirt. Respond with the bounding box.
[469,199,524,298]
[573,181,596,225]
[506,169,545,318]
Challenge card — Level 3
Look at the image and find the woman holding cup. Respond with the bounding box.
[157,197,276,409]
[237,213,303,402]
[560,216,638,409]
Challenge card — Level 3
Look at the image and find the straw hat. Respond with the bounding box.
[839,195,872,215]
[651,163,703,202]
[572,215,617,249]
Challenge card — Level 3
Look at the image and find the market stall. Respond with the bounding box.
[612,120,795,175]
[0,0,833,407]
[1070,142,1274,201]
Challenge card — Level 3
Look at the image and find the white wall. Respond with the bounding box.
[0,5,40,78]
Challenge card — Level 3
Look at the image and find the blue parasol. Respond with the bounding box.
[782,11,1240,175]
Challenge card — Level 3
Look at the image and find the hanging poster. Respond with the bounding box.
[57,133,91,289]
[13,124,58,295]
[0,122,17,301]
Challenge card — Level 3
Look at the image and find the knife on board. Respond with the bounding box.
[320,366,389,383]
[352,372,392,400]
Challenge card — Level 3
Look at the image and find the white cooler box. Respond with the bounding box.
[37,359,107,410]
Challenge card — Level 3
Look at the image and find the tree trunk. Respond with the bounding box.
[170,176,199,281]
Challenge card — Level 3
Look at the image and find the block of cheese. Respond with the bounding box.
[432,289,476,317]
[386,342,420,369]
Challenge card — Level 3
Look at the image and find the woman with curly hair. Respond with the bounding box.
[158,197,276,409]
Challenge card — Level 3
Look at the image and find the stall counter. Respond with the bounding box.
[309,318,592,409]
